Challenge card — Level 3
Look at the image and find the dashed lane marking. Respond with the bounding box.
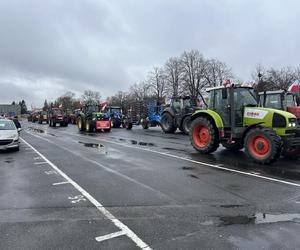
[52,181,69,186]
[20,137,152,250]
[95,231,126,242]
[34,162,48,165]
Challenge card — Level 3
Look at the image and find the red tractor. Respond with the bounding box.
[48,108,68,127]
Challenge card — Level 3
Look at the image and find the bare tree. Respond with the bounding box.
[81,90,101,104]
[204,59,233,87]
[164,57,183,97]
[180,50,208,98]
[147,66,167,101]
[129,82,151,101]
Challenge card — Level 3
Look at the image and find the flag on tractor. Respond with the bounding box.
[288,80,300,92]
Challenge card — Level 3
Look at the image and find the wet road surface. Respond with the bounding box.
[1,121,300,249]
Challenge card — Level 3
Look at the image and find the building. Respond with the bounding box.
[0,104,21,117]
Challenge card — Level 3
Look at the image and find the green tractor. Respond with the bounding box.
[190,83,300,164]
[77,103,111,133]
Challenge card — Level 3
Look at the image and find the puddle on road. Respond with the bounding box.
[28,127,45,133]
[78,141,104,148]
[4,158,14,163]
[182,166,195,170]
[208,213,300,226]
[189,174,199,179]
[116,138,156,147]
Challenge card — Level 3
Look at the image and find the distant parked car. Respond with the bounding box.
[0,118,21,151]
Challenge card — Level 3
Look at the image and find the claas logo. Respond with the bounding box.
[246,111,260,117]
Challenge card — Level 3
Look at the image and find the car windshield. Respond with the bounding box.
[0,120,16,130]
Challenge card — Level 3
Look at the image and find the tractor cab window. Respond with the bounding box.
[86,105,99,113]
[110,108,121,113]
[183,98,192,108]
[286,94,296,107]
[172,98,182,113]
[53,109,63,115]
[265,94,282,110]
[234,88,257,109]
[211,89,230,126]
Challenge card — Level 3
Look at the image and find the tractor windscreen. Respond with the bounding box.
[111,108,121,113]
[265,94,282,109]
[235,88,257,108]
[286,94,296,107]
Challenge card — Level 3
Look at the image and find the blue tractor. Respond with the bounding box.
[140,101,163,129]
[108,106,122,128]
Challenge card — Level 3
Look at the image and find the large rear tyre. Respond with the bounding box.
[86,120,93,132]
[222,139,244,151]
[181,116,191,135]
[125,121,133,130]
[161,112,177,133]
[190,117,219,154]
[244,128,281,164]
[141,119,149,129]
[77,117,85,131]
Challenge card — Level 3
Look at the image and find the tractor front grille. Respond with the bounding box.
[0,139,13,145]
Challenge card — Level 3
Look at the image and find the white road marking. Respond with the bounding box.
[34,162,48,165]
[52,181,69,186]
[20,137,152,250]
[34,157,42,160]
[60,131,300,188]
[45,170,58,175]
[95,231,126,242]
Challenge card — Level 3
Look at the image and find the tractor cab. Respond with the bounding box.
[258,90,300,126]
[207,85,257,135]
[108,106,122,128]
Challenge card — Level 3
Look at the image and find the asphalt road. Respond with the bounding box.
[1,121,300,249]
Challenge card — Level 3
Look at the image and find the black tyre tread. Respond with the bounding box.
[190,117,219,154]
[161,112,177,133]
[182,115,191,135]
[244,127,281,165]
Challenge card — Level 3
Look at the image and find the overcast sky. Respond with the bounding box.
[0,0,299,107]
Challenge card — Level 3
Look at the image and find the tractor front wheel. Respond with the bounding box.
[125,121,133,130]
[161,112,177,133]
[190,117,219,154]
[244,128,281,164]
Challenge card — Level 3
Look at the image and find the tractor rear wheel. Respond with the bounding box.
[125,121,133,130]
[161,112,177,133]
[77,117,85,131]
[141,119,149,129]
[86,120,93,132]
[244,128,281,164]
[222,139,244,151]
[190,117,219,154]
[181,116,191,135]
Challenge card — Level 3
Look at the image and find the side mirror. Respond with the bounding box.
[222,89,228,99]
[17,128,22,132]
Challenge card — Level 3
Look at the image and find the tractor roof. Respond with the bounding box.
[258,90,285,95]
[206,84,253,92]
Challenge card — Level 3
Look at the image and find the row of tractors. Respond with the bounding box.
[28,84,300,164]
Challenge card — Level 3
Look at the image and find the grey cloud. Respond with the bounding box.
[0,0,299,106]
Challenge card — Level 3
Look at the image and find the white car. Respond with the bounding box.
[0,119,21,151]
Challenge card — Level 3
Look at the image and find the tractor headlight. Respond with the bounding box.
[92,118,96,121]
[288,118,297,127]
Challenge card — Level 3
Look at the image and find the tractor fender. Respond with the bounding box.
[191,110,224,129]
[242,122,265,139]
